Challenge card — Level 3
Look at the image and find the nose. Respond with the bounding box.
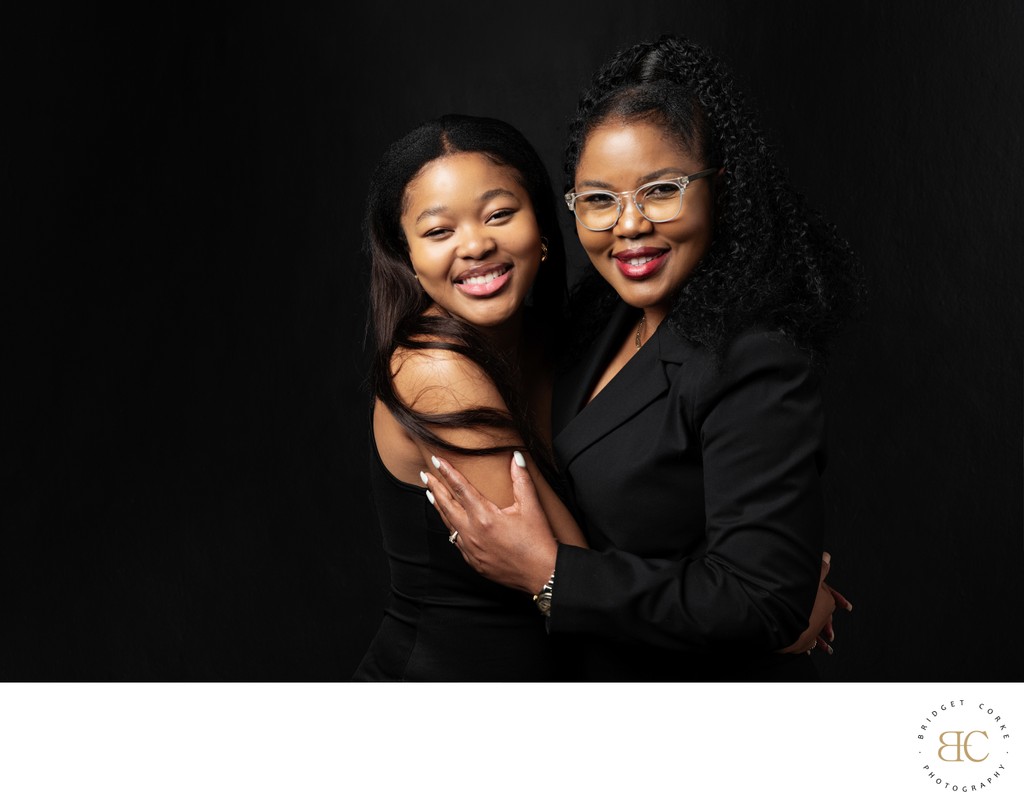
[613,195,654,238]
[455,224,496,259]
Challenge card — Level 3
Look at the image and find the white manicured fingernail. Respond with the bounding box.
[425,489,435,505]
[419,471,429,485]
[513,451,526,468]
[431,455,441,469]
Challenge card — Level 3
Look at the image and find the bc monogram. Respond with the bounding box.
[936,730,989,762]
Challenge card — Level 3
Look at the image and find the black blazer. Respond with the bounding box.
[549,302,825,681]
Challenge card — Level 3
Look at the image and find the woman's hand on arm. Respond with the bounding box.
[424,453,561,595]
[780,552,835,654]
[779,551,854,655]
[392,345,585,595]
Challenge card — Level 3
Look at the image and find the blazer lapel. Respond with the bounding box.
[553,303,675,469]
[552,301,633,436]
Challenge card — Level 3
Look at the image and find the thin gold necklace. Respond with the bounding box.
[635,313,646,350]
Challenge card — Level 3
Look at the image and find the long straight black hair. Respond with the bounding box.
[363,114,567,473]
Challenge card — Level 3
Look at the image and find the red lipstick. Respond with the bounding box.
[612,247,668,279]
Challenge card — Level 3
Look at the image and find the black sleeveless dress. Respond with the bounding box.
[352,430,556,681]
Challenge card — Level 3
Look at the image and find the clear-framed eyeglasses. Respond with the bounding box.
[564,168,719,232]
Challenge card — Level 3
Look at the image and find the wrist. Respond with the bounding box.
[533,569,556,617]
[526,540,558,594]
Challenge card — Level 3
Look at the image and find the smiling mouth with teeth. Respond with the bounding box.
[614,249,669,279]
[456,266,511,286]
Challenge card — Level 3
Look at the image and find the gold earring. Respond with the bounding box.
[540,238,549,263]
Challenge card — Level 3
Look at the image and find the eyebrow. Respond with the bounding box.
[414,187,521,224]
[576,168,689,190]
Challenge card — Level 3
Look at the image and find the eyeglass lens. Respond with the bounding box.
[575,181,684,230]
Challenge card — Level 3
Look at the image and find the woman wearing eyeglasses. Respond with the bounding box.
[424,35,863,681]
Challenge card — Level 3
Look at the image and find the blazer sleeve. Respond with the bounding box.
[548,331,825,653]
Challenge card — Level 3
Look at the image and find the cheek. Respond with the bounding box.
[685,225,714,261]
[511,229,540,257]
[576,226,610,262]
[407,243,448,282]
[506,227,543,270]
[665,212,712,254]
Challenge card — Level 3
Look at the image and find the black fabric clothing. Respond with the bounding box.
[352,428,555,681]
[548,301,824,681]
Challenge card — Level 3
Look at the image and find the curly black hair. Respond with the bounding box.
[563,35,865,365]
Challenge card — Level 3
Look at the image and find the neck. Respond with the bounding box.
[423,303,527,359]
[477,309,527,359]
[642,304,670,340]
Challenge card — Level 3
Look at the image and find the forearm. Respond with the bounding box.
[548,538,818,652]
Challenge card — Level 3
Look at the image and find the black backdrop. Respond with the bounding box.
[7,1,1022,681]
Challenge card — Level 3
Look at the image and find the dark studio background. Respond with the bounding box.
[6,1,1022,681]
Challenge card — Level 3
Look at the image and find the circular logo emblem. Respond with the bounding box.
[916,698,1013,793]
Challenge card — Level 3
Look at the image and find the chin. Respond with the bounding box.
[464,308,517,330]
[615,283,667,310]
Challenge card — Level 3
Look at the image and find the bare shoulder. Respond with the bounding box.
[390,346,508,416]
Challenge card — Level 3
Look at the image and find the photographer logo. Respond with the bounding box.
[917,699,1012,793]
